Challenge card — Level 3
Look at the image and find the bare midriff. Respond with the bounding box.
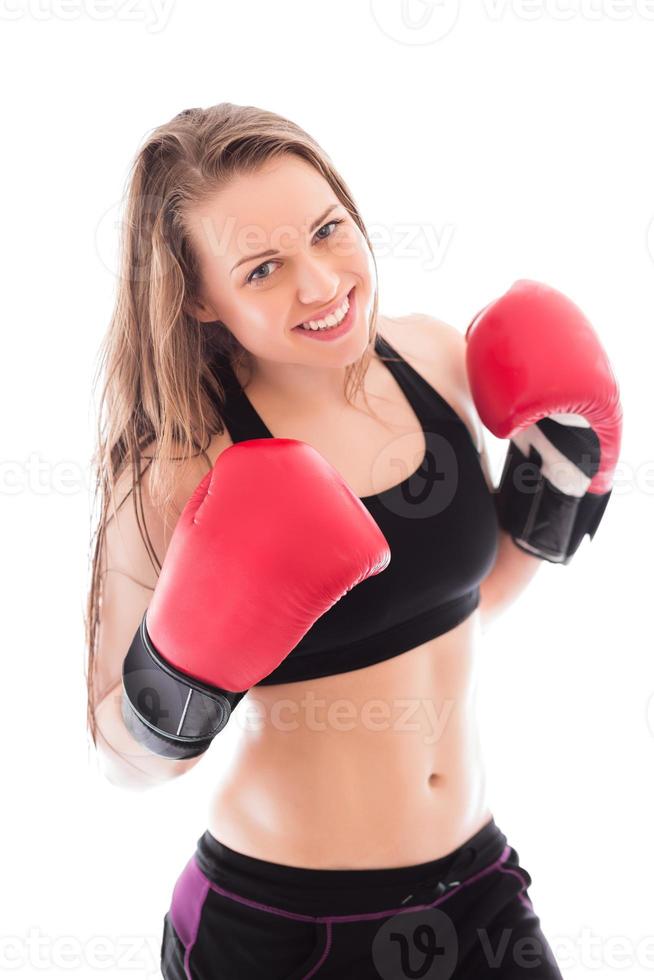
[206,611,492,870]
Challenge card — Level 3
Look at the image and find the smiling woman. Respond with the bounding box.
[183,152,377,390]
[86,102,564,979]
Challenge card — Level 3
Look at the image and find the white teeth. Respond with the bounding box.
[300,293,350,331]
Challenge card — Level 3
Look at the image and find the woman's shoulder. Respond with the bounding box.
[106,435,231,564]
[379,310,466,373]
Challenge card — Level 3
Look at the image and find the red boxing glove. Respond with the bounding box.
[465,279,622,563]
[122,438,391,758]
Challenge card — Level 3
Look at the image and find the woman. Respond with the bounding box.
[85,103,609,978]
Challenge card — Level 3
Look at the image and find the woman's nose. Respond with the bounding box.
[294,254,341,303]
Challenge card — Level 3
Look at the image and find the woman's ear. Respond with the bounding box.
[185,298,217,323]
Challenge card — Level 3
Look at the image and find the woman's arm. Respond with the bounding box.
[95,679,202,790]
[474,424,543,633]
[90,448,216,790]
[477,527,542,635]
[468,398,543,633]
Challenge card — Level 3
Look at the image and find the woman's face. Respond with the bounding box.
[186,154,376,373]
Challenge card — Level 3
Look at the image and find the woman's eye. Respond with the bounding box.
[314,219,342,241]
[247,260,277,284]
[246,219,344,285]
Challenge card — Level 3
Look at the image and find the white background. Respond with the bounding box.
[2,1,653,977]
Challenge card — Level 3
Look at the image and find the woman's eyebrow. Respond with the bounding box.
[230,204,341,273]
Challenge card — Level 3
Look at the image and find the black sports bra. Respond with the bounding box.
[214,333,499,685]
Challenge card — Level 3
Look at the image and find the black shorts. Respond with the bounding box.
[161,816,562,979]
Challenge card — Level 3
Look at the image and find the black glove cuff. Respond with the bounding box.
[495,440,612,565]
[121,613,247,760]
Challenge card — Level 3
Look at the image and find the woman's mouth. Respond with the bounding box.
[292,287,356,342]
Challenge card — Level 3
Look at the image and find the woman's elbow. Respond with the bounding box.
[92,679,204,792]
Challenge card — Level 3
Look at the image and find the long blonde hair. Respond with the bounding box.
[85,103,382,746]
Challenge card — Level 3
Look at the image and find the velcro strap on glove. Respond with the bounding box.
[121,614,246,760]
[495,440,612,564]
